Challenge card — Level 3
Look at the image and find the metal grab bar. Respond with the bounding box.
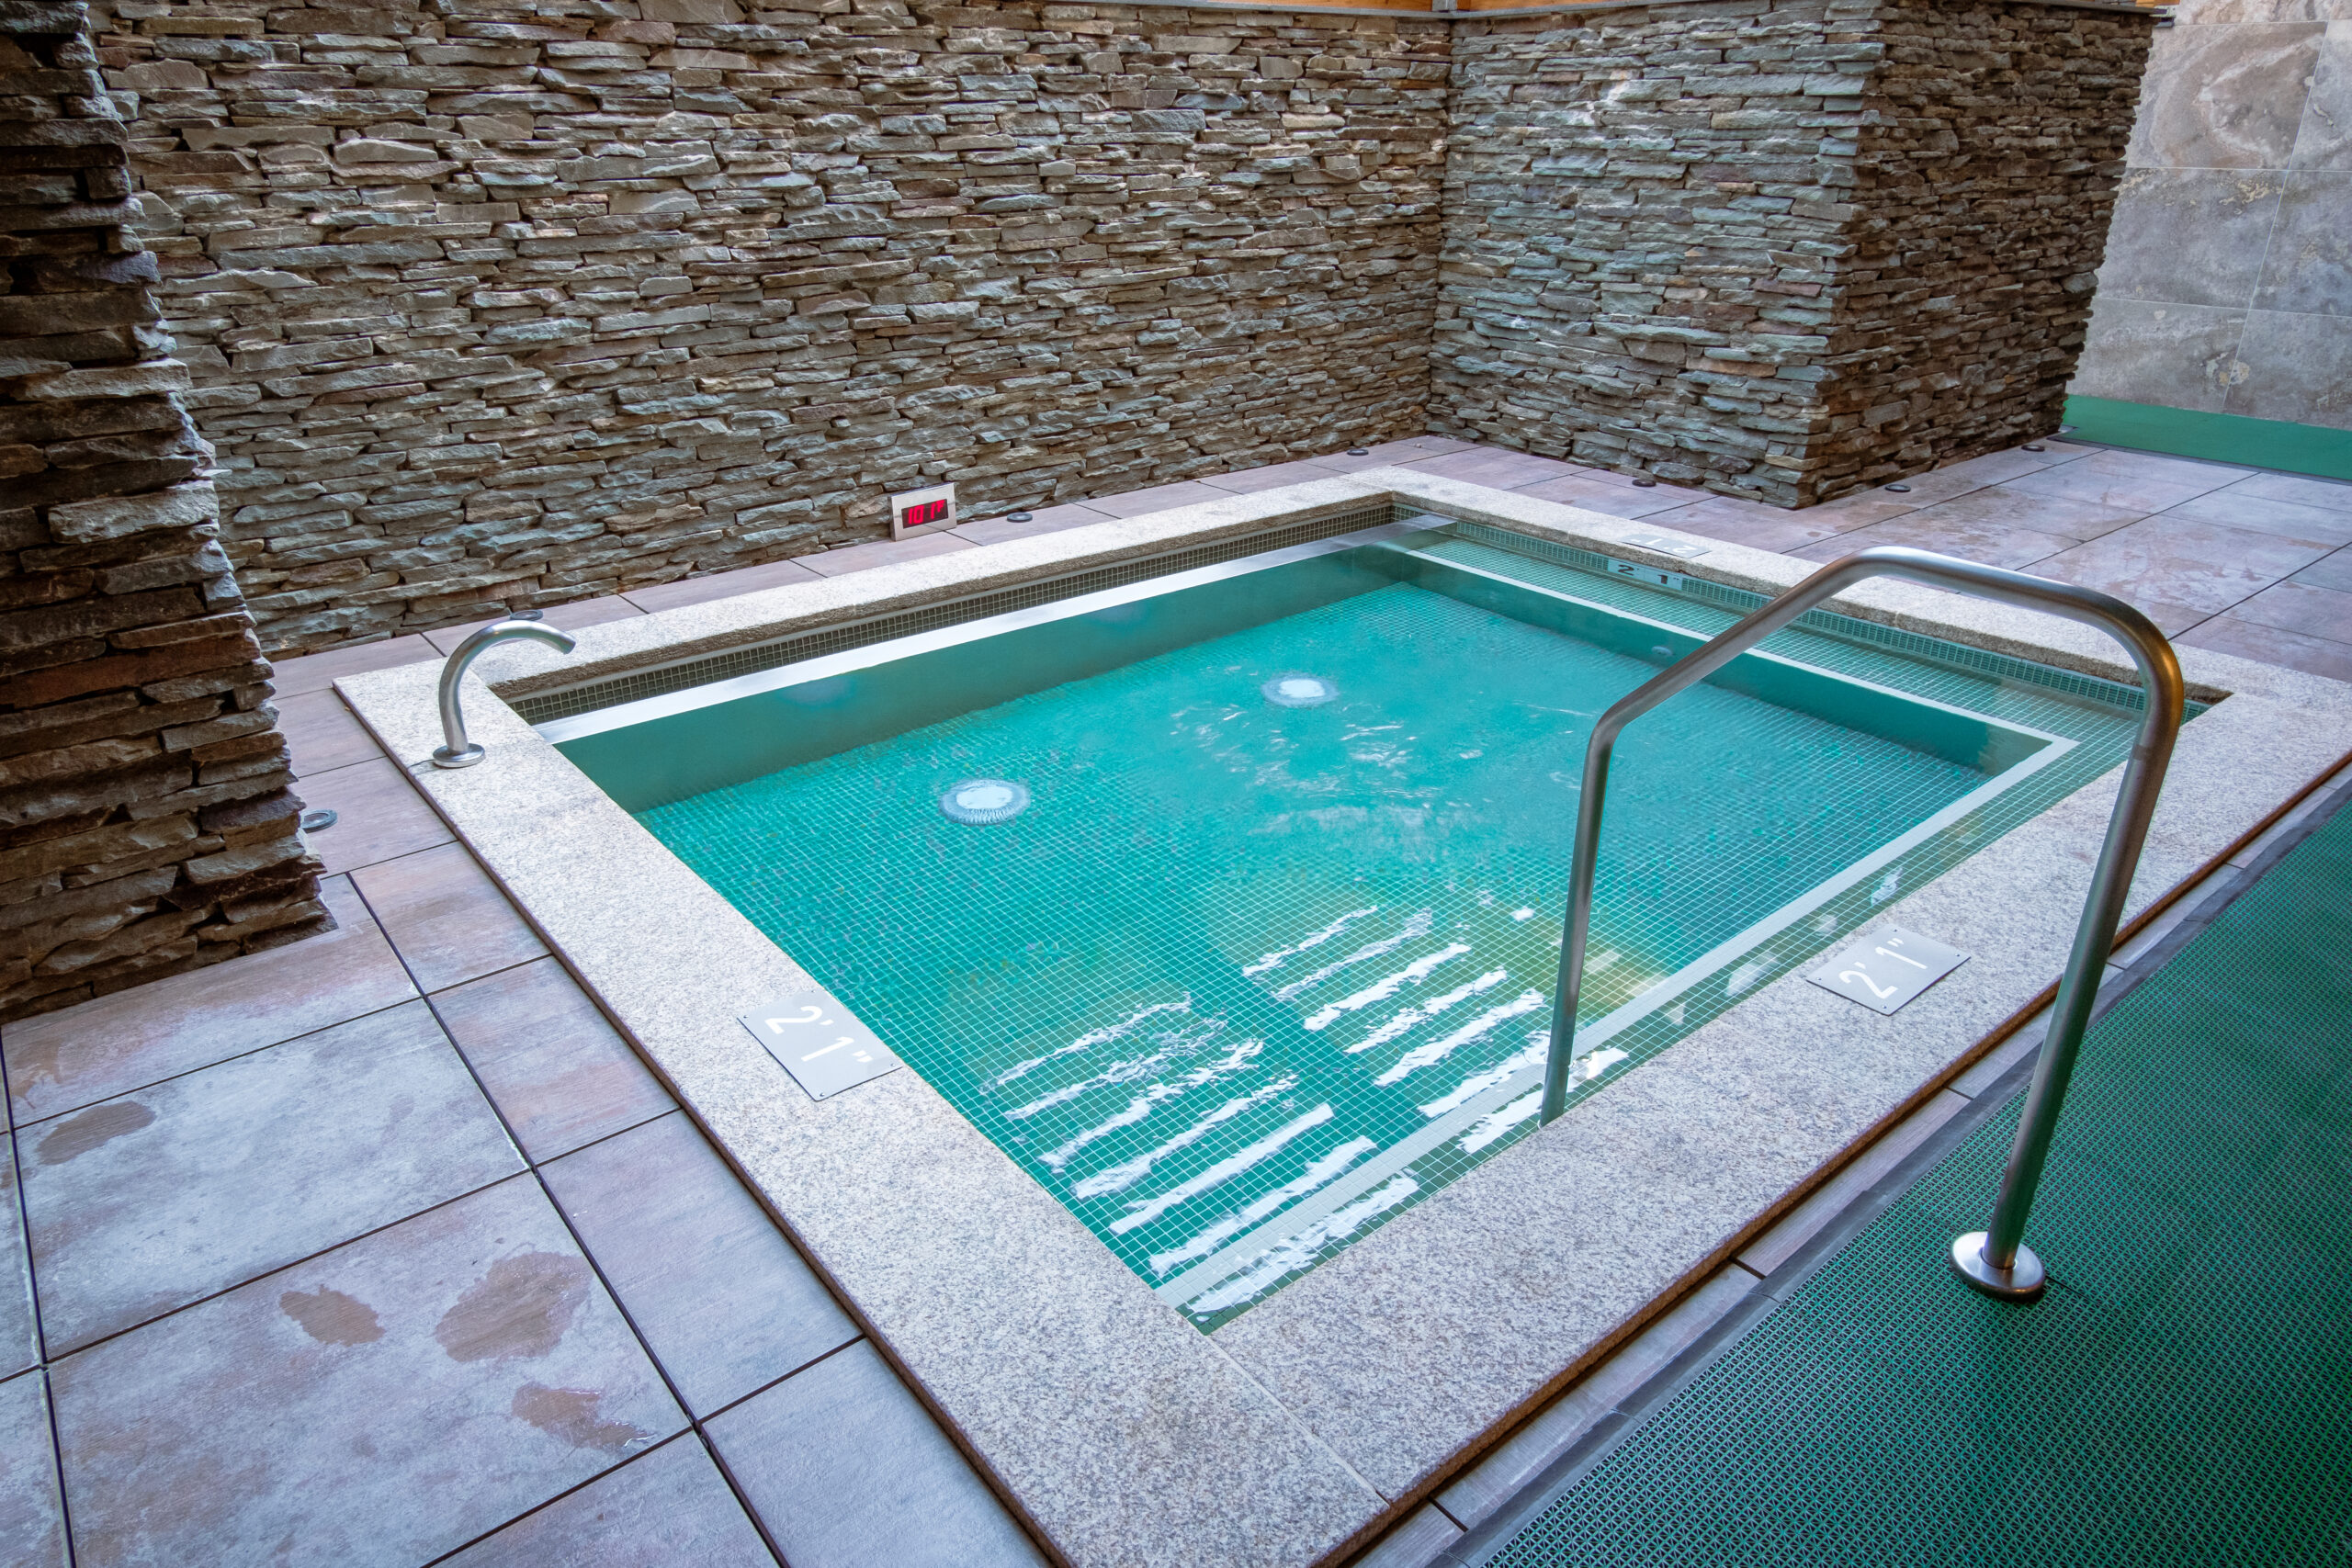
[1537,545,2185,1304]
[431,619,578,769]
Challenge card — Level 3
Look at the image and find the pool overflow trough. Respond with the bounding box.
[1539,545,2186,1304]
[537,514,2185,1324]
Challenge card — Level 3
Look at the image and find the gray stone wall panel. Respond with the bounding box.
[3,0,325,1021]
[97,0,1451,652]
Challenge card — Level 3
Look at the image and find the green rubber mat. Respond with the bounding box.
[1490,794,2352,1566]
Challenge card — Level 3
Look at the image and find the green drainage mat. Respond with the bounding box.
[621,520,2174,1330]
[1490,795,2352,1566]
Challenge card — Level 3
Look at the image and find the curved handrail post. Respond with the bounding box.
[431,619,578,769]
[1536,546,2185,1304]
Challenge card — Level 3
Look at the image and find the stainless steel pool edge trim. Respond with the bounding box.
[533,519,1430,744]
[329,473,2352,1568]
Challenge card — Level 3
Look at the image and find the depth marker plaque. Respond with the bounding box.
[741,987,903,1100]
[1805,925,1968,1016]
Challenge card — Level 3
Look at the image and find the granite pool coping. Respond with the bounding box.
[334,471,2352,1567]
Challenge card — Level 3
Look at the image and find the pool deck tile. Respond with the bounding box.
[0,1157,36,1380]
[2001,457,2239,515]
[1881,481,2146,541]
[48,1176,684,1568]
[352,840,548,995]
[442,1437,775,1568]
[540,1111,857,1418]
[0,1373,66,1568]
[277,688,382,777]
[2034,513,2340,626]
[423,595,649,655]
[297,756,454,875]
[950,502,1117,545]
[803,533,975,577]
[265,634,435,697]
[2,875,415,1126]
[2167,486,2352,546]
[1400,446,1588,490]
[622,557,826,614]
[706,1341,1047,1568]
[1199,457,1359,494]
[20,998,523,1354]
[432,957,678,1163]
[2177,612,2352,682]
[1512,476,1695,519]
[1787,512,2082,570]
[1079,478,1238,518]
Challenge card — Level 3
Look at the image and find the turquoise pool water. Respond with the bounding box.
[605,524,2155,1327]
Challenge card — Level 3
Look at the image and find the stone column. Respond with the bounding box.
[2,0,323,1021]
[1434,0,2155,507]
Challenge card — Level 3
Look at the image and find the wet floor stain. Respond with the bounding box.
[279,1287,384,1346]
[510,1382,648,1454]
[434,1252,590,1363]
[36,1100,155,1165]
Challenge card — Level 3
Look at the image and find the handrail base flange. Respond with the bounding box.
[1950,1231,2047,1303]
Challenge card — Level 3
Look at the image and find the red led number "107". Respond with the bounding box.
[900,499,950,528]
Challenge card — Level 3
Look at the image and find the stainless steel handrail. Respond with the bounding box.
[432,619,578,769]
[1537,545,2185,1303]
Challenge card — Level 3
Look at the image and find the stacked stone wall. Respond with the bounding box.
[1430,0,2148,505]
[1432,0,1871,505]
[1819,0,2147,485]
[2,0,324,1022]
[94,0,1449,654]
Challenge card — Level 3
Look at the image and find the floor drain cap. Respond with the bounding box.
[941,779,1030,824]
[300,808,337,833]
[1262,674,1339,708]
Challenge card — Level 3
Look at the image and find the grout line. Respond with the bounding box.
[412,1431,704,1566]
[0,1053,76,1567]
[368,868,799,1568]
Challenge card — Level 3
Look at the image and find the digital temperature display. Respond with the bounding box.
[888,481,957,540]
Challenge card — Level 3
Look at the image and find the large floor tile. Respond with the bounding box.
[1198,457,1355,494]
[2001,457,2239,515]
[2292,546,2352,592]
[623,557,824,614]
[0,1155,35,1379]
[1641,498,1859,552]
[422,594,647,656]
[2165,484,2352,545]
[949,503,1115,546]
[265,635,436,699]
[0,1373,65,1568]
[444,1437,773,1567]
[1512,475,1691,519]
[1879,446,2064,505]
[542,1111,854,1416]
[1788,511,2079,570]
[707,1342,1045,1568]
[353,842,546,995]
[1401,446,1585,491]
[2177,612,2352,681]
[298,757,453,875]
[2035,514,2336,626]
[51,1177,683,1568]
[802,534,974,576]
[2229,578,2352,642]
[277,689,383,778]
[3,876,414,1125]
[2217,468,2352,515]
[1889,482,2145,540]
[1078,479,1233,518]
[434,958,675,1163]
[22,999,522,1353]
